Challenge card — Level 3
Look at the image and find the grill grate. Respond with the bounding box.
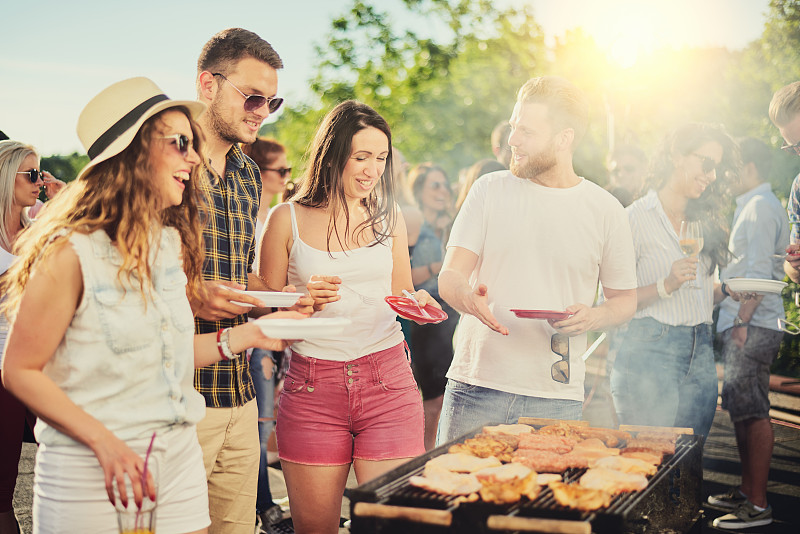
[350,428,703,534]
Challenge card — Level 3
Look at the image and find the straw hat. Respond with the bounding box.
[76,77,205,179]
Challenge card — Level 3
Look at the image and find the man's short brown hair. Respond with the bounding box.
[197,28,283,75]
[517,76,589,145]
[769,81,800,127]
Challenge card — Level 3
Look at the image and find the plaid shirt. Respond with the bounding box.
[194,144,262,408]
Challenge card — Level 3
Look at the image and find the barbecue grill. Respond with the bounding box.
[349,424,703,533]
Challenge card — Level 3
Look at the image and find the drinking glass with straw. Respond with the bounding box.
[116,432,157,534]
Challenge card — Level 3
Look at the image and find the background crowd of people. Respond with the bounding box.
[1,24,800,534]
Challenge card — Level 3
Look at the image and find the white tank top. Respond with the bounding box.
[287,203,404,361]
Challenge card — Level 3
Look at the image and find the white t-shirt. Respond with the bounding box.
[446,171,637,401]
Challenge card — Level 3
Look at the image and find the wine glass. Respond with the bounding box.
[679,221,703,289]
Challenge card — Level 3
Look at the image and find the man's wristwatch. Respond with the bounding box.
[733,315,749,327]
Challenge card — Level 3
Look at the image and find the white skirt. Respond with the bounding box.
[33,424,210,534]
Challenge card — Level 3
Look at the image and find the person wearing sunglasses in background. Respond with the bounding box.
[1,77,300,534]
[0,140,47,534]
[705,138,788,530]
[770,82,800,283]
[605,144,647,208]
[240,137,291,531]
[610,123,738,440]
[436,76,638,443]
[406,163,459,451]
[192,29,310,534]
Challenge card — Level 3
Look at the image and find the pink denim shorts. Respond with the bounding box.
[276,342,425,465]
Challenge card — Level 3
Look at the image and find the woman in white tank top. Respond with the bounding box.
[260,101,440,534]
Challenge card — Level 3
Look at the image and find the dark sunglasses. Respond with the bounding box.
[611,164,638,175]
[551,333,570,384]
[691,152,718,175]
[428,181,450,191]
[781,141,800,156]
[160,134,191,156]
[212,73,283,113]
[16,169,45,184]
[261,167,292,178]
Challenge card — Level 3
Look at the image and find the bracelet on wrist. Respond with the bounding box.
[657,277,672,299]
[721,282,730,297]
[216,327,236,360]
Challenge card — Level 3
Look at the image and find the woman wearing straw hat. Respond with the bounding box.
[0,77,302,534]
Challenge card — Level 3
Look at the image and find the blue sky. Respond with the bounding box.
[1,0,770,156]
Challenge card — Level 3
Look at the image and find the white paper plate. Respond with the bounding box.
[253,317,351,339]
[227,289,301,308]
[724,278,787,295]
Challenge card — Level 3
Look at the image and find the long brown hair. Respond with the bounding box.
[292,100,396,251]
[648,123,739,274]
[1,108,208,320]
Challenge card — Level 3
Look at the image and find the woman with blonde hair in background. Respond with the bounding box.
[0,140,54,534]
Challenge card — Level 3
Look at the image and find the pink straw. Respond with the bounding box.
[135,432,157,530]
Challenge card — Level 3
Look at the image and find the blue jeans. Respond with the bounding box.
[435,379,582,445]
[610,317,717,438]
[250,349,275,513]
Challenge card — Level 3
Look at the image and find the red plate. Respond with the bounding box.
[385,296,448,324]
[510,309,573,320]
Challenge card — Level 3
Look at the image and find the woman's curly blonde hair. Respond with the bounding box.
[1,108,209,321]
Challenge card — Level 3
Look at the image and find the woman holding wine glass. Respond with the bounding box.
[610,123,738,439]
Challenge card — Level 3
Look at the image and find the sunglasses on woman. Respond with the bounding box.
[16,169,46,184]
[690,153,718,175]
[261,167,292,178]
[212,73,283,113]
[160,134,191,156]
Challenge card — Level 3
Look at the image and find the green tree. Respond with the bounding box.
[40,152,88,183]
[263,0,549,179]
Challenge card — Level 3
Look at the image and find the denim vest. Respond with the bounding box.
[36,228,205,447]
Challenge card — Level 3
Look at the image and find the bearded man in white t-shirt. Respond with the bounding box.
[436,76,638,444]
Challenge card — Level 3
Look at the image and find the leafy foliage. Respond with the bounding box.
[40,152,88,183]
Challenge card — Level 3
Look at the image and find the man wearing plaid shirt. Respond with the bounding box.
[193,28,284,534]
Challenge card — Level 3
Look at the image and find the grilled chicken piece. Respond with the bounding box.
[590,456,657,476]
[479,472,541,504]
[620,450,662,465]
[536,473,563,485]
[474,462,534,483]
[483,423,535,436]
[449,435,516,462]
[548,481,613,511]
[579,467,648,493]
[426,453,502,473]
[409,463,482,495]
[512,450,588,473]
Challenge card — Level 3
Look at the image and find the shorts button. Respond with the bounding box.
[347,370,353,376]
[348,378,354,384]
[307,386,315,392]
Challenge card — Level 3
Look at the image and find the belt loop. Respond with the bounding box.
[307,357,316,392]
